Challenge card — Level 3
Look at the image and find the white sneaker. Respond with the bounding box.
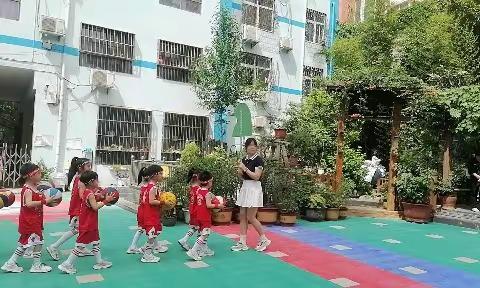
[126,247,142,254]
[1,261,23,273]
[47,246,60,261]
[58,262,76,274]
[178,240,190,251]
[255,238,272,252]
[78,248,94,257]
[472,208,480,213]
[201,247,215,257]
[154,245,168,253]
[231,242,249,252]
[141,254,160,263]
[30,263,52,273]
[23,248,33,259]
[93,260,112,270]
[186,249,202,261]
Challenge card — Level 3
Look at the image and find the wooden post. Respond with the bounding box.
[442,128,452,181]
[386,101,401,211]
[334,99,347,193]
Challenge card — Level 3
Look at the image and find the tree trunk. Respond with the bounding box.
[334,100,347,193]
[387,101,401,211]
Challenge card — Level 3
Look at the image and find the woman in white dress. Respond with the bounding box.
[231,138,271,252]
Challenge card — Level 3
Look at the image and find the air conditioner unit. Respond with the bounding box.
[253,116,268,128]
[45,85,58,105]
[91,70,115,89]
[279,37,293,52]
[242,25,259,46]
[40,16,65,37]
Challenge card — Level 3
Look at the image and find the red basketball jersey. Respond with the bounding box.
[18,185,44,235]
[79,189,98,232]
[68,175,81,217]
[195,187,212,222]
[141,184,161,226]
[138,182,155,227]
[188,185,199,214]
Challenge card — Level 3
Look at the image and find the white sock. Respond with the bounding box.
[260,234,268,241]
[191,236,206,253]
[92,243,102,263]
[51,230,76,249]
[240,235,247,244]
[32,245,42,265]
[143,239,155,256]
[129,230,143,249]
[8,245,25,264]
[180,228,196,242]
[66,245,81,265]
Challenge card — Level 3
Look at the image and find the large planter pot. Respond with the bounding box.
[274,128,287,140]
[339,207,348,220]
[182,208,190,224]
[279,212,297,226]
[441,195,457,210]
[257,207,279,224]
[305,208,326,222]
[163,216,177,227]
[176,205,184,221]
[402,202,433,223]
[212,207,233,225]
[326,208,340,221]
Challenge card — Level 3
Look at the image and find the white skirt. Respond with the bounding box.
[236,180,263,208]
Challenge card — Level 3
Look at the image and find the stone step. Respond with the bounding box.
[346,198,383,208]
[346,205,402,219]
[433,208,480,230]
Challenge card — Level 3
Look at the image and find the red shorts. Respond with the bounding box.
[137,213,144,229]
[189,215,198,227]
[197,219,212,231]
[144,224,162,239]
[77,230,100,244]
[18,232,43,247]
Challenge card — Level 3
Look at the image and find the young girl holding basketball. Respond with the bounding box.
[178,168,200,251]
[58,171,114,274]
[1,163,56,273]
[126,166,168,255]
[47,157,92,261]
[137,165,165,263]
[186,171,224,261]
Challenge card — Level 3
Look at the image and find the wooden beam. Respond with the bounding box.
[334,100,347,193]
[386,101,401,211]
[442,128,452,181]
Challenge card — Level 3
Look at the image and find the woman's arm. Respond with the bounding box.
[242,167,262,181]
[149,187,162,206]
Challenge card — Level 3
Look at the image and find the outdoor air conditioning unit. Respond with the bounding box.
[253,116,268,128]
[242,25,259,46]
[40,16,66,37]
[91,70,115,89]
[279,37,293,52]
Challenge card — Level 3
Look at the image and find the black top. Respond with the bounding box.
[242,154,264,181]
[468,156,480,181]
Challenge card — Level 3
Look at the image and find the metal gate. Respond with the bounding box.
[0,144,31,188]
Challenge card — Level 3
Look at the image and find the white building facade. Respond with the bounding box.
[0,0,336,185]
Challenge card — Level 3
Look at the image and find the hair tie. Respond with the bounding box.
[27,168,40,178]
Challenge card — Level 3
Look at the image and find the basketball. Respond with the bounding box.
[0,194,8,209]
[0,191,15,207]
[101,187,119,206]
[159,192,176,210]
[212,196,224,213]
[38,185,62,207]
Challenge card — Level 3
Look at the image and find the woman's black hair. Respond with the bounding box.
[137,165,163,185]
[19,163,40,186]
[79,171,98,186]
[66,157,90,191]
[187,168,200,184]
[244,138,258,149]
[198,170,213,186]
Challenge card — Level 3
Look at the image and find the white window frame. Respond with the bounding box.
[159,0,202,14]
[243,0,275,33]
[303,65,323,95]
[241,52,272,86]
[157,39,202,83]
[305,9,327,45]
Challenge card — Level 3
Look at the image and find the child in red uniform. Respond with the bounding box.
[126,166,168,255]
[1,163,56,273]
[47,157,92,261]
[58,171,114,274]
[139,165,165,263]
[186,171,224,261]
[178,168,200,251]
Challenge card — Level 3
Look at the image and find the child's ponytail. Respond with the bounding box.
[137,167,147,185]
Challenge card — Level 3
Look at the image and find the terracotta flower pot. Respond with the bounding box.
[279,212,297,226]
[402,202,433,223]
[274,128,287,139]
[163,216,177,227]
[232,206,241,224]
[257,207,279,224]
[326,208,340,221]
[441,195,457,210]
[212,207,233,225]
[339,207,348,219]
[305,208,326,221]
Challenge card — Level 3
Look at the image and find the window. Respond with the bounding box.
[303,66,323,95]
[305,9,327,44]
[242,0,274,32]
[242,52,271,85]
[162,113,209,161]
[0,0,20,21]
[157,40,202,83]
[159,0,202,14]
[96,106,152,165]
[80,23,135,74]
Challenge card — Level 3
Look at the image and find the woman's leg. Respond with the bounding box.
[246,207,264,236]
[239,207,248,244]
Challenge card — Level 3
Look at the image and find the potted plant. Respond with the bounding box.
[278,199,298,226]
[325,192,342,221]
[437,177,456,210]
[274,128,287,140]
[162,208,177,227]
[259,160,287,224]
[305,192,327,221]
[397,171,433,223]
